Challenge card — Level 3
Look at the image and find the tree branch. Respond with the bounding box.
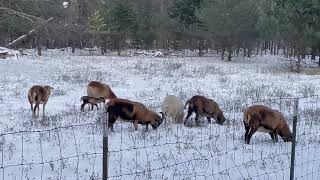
[0,6,45,23]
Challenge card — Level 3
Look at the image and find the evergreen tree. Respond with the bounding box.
[88,10,107,32]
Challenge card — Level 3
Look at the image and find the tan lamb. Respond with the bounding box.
[28,85,53,118]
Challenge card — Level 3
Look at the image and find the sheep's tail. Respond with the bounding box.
[243,111,251,125]
[184,99,191,109]
[28,91,38,104]
[80,96,87,102]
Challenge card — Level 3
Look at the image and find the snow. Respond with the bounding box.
[62,2,69,8]
[1,49,320,179]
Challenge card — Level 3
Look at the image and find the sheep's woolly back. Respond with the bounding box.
[161,95,184,123]
[87,81,117,99]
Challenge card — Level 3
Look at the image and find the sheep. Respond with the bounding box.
[106,98,164,132]
[243,105,292,144]
[87,81,117,100]
[80,96,105,111]
[161,95,184,124]
[184,95,226,126]
[28,85,53,118]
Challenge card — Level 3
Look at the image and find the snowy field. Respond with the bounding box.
[1,49,320,180]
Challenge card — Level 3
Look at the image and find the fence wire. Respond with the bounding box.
[1,96,320,179]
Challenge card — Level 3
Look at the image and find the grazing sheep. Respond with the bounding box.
[184,95,226,126]
[28,85,53,118]
[161,95,184,124]
[80,96,105,111]
[106,98,164,132]
[87,81,117,100]
[243,105,292,144]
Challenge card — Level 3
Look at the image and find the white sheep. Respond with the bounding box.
[161,95,184,124]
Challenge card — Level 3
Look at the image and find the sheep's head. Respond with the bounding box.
[150,112,164,129]
[279,124,293,142]
[97,97,106,103]
[44,86,54,95]
[217,112,226,125]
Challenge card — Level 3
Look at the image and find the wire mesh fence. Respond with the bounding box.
[1,96,320,179]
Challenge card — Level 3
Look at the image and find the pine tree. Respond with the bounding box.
[88,10,107,32]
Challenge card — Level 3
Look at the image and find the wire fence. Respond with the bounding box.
[1,96,320,179]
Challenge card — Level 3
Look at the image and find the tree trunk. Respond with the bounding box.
[296,48,301,73]
[318,48,320,66]
[247,47,251,58]
[227,48,232,61]
[37,33,42,56]
[71,42,75,53]
[290,48,293,57]
[311,46,316,60]
[198,40,204,56]
[221,48,225,60]
[284,47,287,57]
[159,30,167,49]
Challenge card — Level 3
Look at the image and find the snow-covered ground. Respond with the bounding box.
[1,49,320,180]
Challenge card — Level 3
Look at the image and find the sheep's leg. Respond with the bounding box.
[274,131,279,142]
[33,105,36,118]
[107,113,116,132]
[30,103,35,117]
[207,117,211,123]
[80,103,86,111]
[145,123,149,131]
[108,123,115,132]
[37,104,40,117]
[30,103,33,111]
[34,103,40,118]
[91,104,94,111]
[133,120,138,131]
[193,106,201,126]
[42,103,46,118]
[269,132,276,143]
[94,103,99,110]
[244,122,250,143]
[246,126,258,144]
[184,108,193,125]
[195,113,200,126]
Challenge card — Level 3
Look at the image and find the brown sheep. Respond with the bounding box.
[28,85,53,118]
[243,105,292,144]
[87,81,117,101]
[106,98,164,132]
[184,95,226,126]
[80,96,105,111]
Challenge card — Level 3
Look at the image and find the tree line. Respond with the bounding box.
[0,0,319,66]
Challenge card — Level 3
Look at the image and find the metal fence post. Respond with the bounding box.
[103,111,109,180]
[290,98,298,180]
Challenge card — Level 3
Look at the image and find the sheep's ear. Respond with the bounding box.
[105,99,111,104]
